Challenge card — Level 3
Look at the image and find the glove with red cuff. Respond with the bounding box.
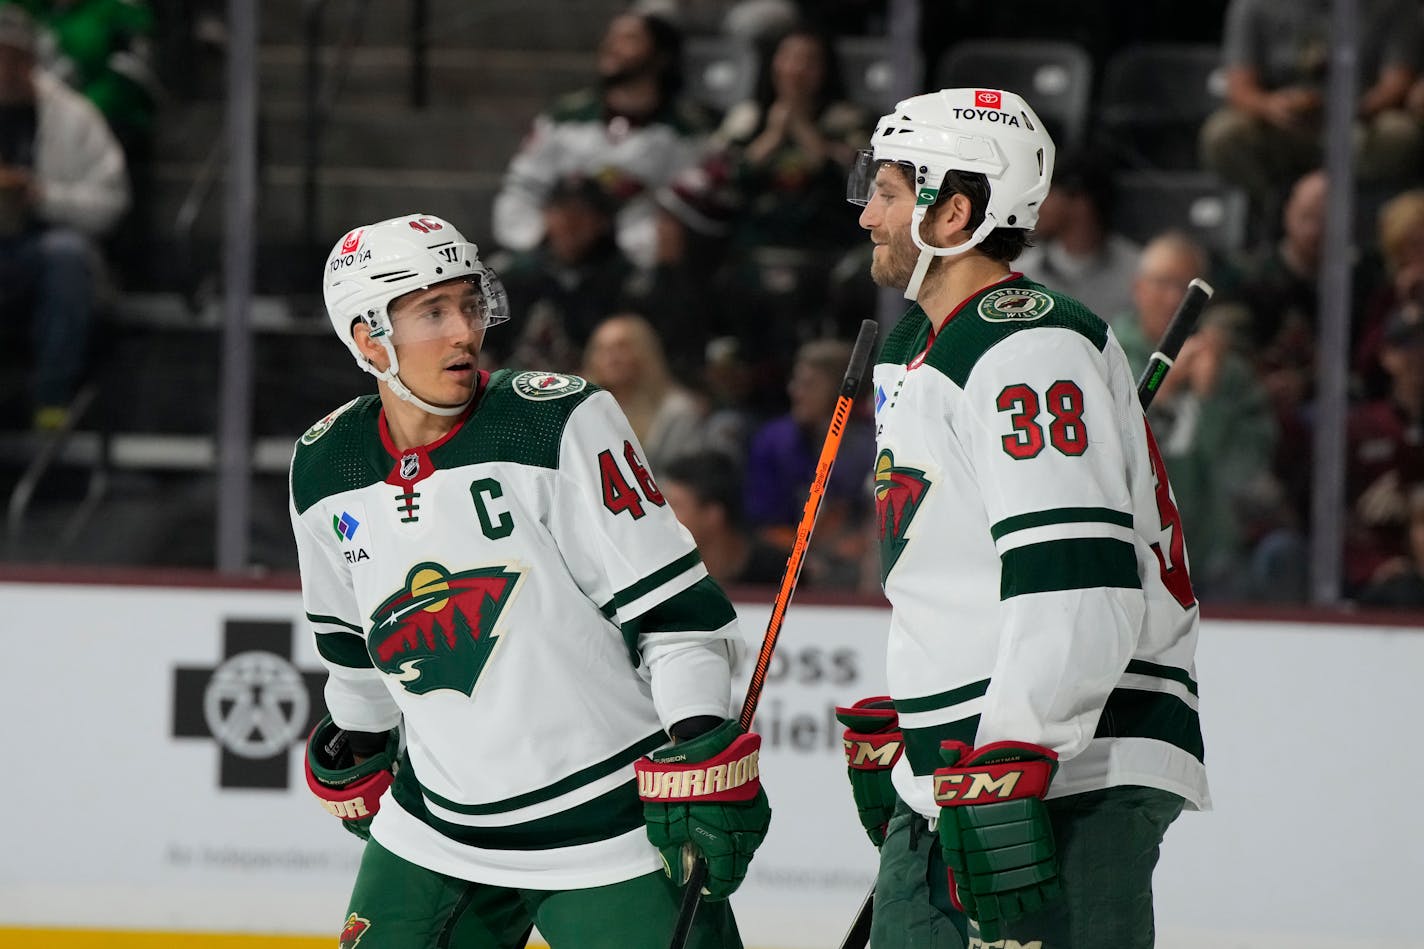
[304,714,399,841]
[934,740,1061,941]
[635,719,772,901]
[834,696,904,847]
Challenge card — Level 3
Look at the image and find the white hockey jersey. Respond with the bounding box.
[871,275,1211,819]
[289,369,743,889]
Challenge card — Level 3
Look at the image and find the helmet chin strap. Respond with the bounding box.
[902,207,1001,301]
[371,339,474,417]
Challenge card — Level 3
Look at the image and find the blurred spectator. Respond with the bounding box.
[744,338,874,584]
[8,0,157,151]
[1200,0,1424,207]
[625,158,738,377]
[715,24,867,253]
[1345,306,1424,592]
[1224,169,1334,519]
[496,175,639,372]
[1113,232,1285,598]
[1016,151,1140,320]
[1231,170,1328,362]
[492,10,712,269]
[660,449,786,586]
[1357,482,1424,607]
[0,4,127,429]
[582,313,707,469]
[1356,189,1424,397]
[706,26,871,393]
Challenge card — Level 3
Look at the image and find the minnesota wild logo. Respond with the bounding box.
[978,287,1054,323]
[369,562,522,696]
[875,449,931,581]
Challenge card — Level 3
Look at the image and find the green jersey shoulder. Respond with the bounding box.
[289,370,601,515]
[879,278,1109,387]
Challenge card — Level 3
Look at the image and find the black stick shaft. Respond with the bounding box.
[838,281,1214,949]
[1135,277,1214,408]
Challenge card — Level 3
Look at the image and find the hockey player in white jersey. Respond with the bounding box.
[834,90,1211,947]
[291,213,769,948]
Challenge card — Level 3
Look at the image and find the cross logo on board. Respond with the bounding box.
[172,619,326,789]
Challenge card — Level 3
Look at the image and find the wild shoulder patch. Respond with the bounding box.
[512,371,588,401]
[978,287,1055,323]
[301,398,360,445]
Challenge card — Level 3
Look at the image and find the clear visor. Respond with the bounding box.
[846,149,887,207]
[383,269,511,345]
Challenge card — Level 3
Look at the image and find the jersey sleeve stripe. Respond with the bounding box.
[902,716,981,776]
[892,677,990,715]
[1000,537,1141,598]
[617,576,739,664]
[307,612,362,634]
[419,730,666,816]
[990,507,1133,541]
[1124,658,1200,697]
[610,550,702,610]
[1096,686,1205,763]
[994,520,1136,555]
[314,630,373,669]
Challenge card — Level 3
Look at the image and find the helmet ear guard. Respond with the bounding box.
[849,88,1056,300]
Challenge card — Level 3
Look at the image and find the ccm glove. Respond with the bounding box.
[635,719,772,901]
[834,696,904,847]
[934,740,1060,941]
[304,714,399,841]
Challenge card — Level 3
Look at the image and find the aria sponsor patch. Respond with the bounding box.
[301,398,360,445]
[512,370,588,401]
[978,287,1055,323]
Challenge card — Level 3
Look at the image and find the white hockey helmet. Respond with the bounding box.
[847,88,1056,299]
[323,213,509,416]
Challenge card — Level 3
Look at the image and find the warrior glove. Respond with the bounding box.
[304,714,399,841]
[834,696,904,847]
[635,719,772,901]
[934,740,1061,941]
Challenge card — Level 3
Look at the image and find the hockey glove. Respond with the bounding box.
[635,719,772,901]
[834,696,904,847]
[934,740,1060,941]
[304,715,399,842]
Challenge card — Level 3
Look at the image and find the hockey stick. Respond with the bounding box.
[666,318,881,949]
[835,277,1215,949]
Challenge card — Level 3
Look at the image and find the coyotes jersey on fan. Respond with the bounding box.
[871,274,1211,819]
[289,369,743,888]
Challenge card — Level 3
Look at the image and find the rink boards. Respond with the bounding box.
[0,575,1420,949]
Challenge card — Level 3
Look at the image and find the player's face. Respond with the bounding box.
[859,165,920,289]
[386,278,488,408]
[597,14,654,80]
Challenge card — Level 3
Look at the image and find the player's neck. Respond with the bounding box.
[378,389,461,451]
[917,255,1013,331]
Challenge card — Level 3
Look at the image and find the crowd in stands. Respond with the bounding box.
[7,0,1424,609]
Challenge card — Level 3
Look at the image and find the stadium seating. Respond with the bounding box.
[683,36,758,115]
[934,39,1093,149]
[1112,170,1248,258]
[1101,44,1225,169]
[836,35,921,114]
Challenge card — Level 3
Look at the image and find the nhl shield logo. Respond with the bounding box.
[978,287,1055,323]
[400,453,420,480]
[512,370,588,401]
